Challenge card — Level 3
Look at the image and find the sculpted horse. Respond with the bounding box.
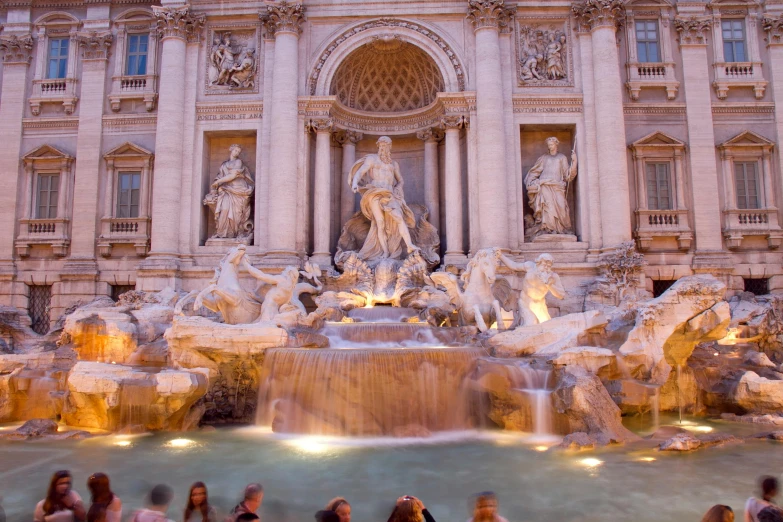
[430,248,508,332]
[194,244,262,324]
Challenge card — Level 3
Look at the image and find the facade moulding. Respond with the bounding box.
[22,117,79,132]
[623,103,687,115]
[711,102,775,115]
[512,95,583,113]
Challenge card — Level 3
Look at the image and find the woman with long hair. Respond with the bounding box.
[387,496,435,522]
[468,492,508,522]
[184,482,217,522]
[702,505,735,522]
[86,473,121,522]
[325,498,351,522]
[34,470,86,522]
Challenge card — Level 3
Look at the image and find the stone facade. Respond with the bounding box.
[1,0,783,328]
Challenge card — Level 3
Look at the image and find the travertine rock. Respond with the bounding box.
[63,309,138,363]
[733,371,783,413]
[489,310,607,357]
[558,432,595,450]
[551,346,616,375]
[659,433,701,451]
[745,350,777,369]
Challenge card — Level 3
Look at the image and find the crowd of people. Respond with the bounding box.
[22,469,782,522]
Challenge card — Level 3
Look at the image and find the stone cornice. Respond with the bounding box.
[466,0,516,32]
[260,1,305,38]
[22,117,79,132]
[673,16,712,45]
[763,14,783,44]
[153,5,206,43]
[0,33,34,64]
[76,30,113,60]
[572,0,625,31]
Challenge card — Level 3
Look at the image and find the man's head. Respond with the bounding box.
[377,136,392,163]
[149,484,173,509]
[536,253,554,272]
[243,483,264,513]
[546,137,559,154]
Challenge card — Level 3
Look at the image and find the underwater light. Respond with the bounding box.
[114,440,132,447]
[638,456,656,462]
[534,445,549,452]
[167,438,195,448]
[286,438,332,454]
[579,458,603,468]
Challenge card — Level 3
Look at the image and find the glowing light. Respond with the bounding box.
[638,456,656,462]
[579,458,603,468]
[534,445,549,452]
[682,425,713,433]
[166,438,195,448]
[714,352,720,356]
[114,440,132,447]
[286,438,332,454]
[718,328,741,345]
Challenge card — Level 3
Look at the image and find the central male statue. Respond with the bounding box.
[349,136,420,261]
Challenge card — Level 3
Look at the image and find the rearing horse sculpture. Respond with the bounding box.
[430,248,507,332]
[194,245,263,324]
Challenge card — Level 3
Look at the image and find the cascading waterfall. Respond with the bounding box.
[118,379,156,429]
[9,369,64,420]
[506,362,554,435]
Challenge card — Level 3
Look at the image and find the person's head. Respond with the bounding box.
[326,498,351,522]
[536,253,555,272]
[87,473,113,504]
[315,510,340,522]
[387,499,422,522]
[236,514,260,522]
[185,482,210,522]
[149,484,173,510]
[229,144,242,159]
[700,505,734,522]
[758,507,783,522]
[243,483,264,513]
[44,471,73,514]
[761,476,779,501]
[546,136,560,154]
[472,492,499,522]
[377,136,392,162]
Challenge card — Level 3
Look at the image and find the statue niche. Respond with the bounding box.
[204,144,254,244]
[524,136,577,242]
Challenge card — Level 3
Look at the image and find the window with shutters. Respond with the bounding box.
[116,172,141,218]
[646,163,671,210]
[36,173,60,219]
[636,20,660,63]
[734,161,760,210]
[722,20,746,62]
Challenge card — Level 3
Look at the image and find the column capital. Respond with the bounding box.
[76,30,113,61]
[308,117,334,134]
[466,0,515,33]
[260,2,306,38]
[0,33,34,64]
[673,16,712,46]
[441,115,468,130]
[416,127,445,142]
[153,5,205,43]
[333,129,364,146]
[572,0,625,32]
[763,14,783,45]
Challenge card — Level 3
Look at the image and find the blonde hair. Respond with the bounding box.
[387,500,422,522]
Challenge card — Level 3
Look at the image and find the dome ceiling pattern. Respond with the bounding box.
[330,37,445,113]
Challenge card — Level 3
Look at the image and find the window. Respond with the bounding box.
[126,34,149,76]
[36,173,60,219]
[646,163,671,210]
[47,38,69,79]
[28,285,52,335]
[116,172,141,218]
[653,279,677,298]
[735,161,760,209]
[636,21,660,63]
[722,20,746,62]
[743,277,769,296]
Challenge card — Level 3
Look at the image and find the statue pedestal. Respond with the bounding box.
[205,237,252,248]
[532,234,577,243]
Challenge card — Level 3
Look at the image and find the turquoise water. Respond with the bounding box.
[1,421,781,522]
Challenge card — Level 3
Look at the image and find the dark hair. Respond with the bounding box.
[86,473,115,522]
[43,470,73,515]
[236,514,260,522]
[184,482,210,522]
[149,484,173,507]
[758,507,783,522]
[700,505,734,522]
[762,477,780,500]
[326,498,350,512]
[244,483,264,501]
[315,510,340,522]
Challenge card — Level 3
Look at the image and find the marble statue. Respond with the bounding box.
[520,54,543,81]
[524,137,577,237]
[194,245,263,325]
[430,248,507,333]
[499,253,565,326]
[209,31,256,89]
[518,24,568,84]
[545,34,567,79]
[203,144,254,241]
[348,136,419,262]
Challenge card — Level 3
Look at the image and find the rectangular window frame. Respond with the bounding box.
[722,19,747,62]
[635,20,661,63]
[125,33,149,76]
[36,172,60,219]
[116,171,142,218]
[47,37,69,79]
[645,162,672,211]
[734,161,761,210]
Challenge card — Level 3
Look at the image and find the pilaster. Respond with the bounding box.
[442,115,468,265]
[334,130,363,227]
[311,117,334,266]
[416,127,444,230]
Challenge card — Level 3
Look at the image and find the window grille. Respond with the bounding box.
[743,278,769,296]
[653,279,676,298]
[28,285,52,335]
[111,285,136,302]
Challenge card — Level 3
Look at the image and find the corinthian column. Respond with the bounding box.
[672,16,725,258]
[0,34,33,299]
[261,2,305,260]
[467,0,513,250]
[310,118,333,266]
[442,116,467,265]
[416,127,444,230]
[334,130,363,226]
[148,5,204,260]
[573,0,632,248]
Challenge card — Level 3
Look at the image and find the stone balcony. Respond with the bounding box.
[723,208,783,249]
[97,216,151,257]
[712,62,767,100]
[15,218,70,257]
[29,78,78,115]
[626,62,679,100]
[634,209,693,251]
[108,74,158,112]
